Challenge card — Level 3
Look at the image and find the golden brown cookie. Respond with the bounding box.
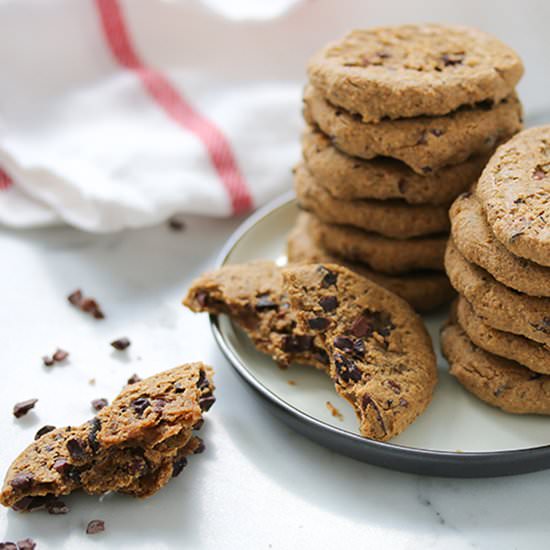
[302,126,487,205]
[450,191,550,296]
[476,126,550,267]
[295,163,450,238]
[305,213,446,274]
[1,364,214,510]
[445,239,550,345]
[456,296,550,374]
[282,263,437,440]
[287,213,454,313]
[441,321,550,415]
[307,25,523,122]
[303,85,522,175]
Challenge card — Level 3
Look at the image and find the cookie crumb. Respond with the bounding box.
[13,399,38,418]
[168,216,186,231]
[88,378,96,386]
[86,519,105,535]
[287,380,296,386]
[67,289,105,320]
[111,337,131,351]
[34,425,56,440]
[325,401,343,421]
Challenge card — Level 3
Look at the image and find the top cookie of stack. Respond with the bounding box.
[290,24,524,313]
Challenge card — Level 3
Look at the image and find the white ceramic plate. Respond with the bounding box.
[211,192,550,477]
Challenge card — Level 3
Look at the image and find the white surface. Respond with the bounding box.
[1,211,550,550]
[220,200,550,452]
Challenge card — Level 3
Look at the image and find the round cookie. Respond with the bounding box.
[304,85,522,175]
[283,262,437,440]
[307,25,524,123]
[476,126,550,267]
[456,296,550,374]
[305,213,446,274]
[302,126,487,205]
[445,238,550,345]
[287,213,455,313]
[294,164,450,238]
[450,192,550,296]
[441,322,550,415]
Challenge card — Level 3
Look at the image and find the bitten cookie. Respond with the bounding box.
[295,164,450,238]
[476,126,550,267]
[307,25,523,122]
[441,322,550,415]
[456,296,550,374]
[445,239,550,345]
[305,213,446,274]
[282,263,437,440]
[303,85,522,175]
[450,191,550,296]
[302,126,487,205]
[184,261,328,369]
[287,213,454,313]
[1,364,214,510]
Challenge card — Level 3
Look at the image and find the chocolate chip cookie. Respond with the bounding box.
[295,164,450,238]
[305,213,446,274]
[307,25,523,122]
[476,125,550,267]
[282,263,437,440]
[450,191,550,296]
[302,126,487,205]
[303,85,522,175]
[441,321,550,415]
[184,261,328,369]
[1,364,214,510]
[456,296,550,373]
[287,213,454,312]
[445,239,550,345]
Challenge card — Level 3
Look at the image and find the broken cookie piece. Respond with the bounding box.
[1,363,214,511]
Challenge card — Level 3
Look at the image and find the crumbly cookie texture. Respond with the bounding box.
[456,296,550,374]
[294,164,449,238]
[282,263,437,441]
[303,85,522,175]
[307,25,524,122]
[445,239,550,345]
[302,126,487,205]
[0,364,214,510]
[305,213,446,275]
[287,213,454,313]
[476,126,550,267]
[184,261,328,369]
[441,322,550,415]
[450,191,550,296]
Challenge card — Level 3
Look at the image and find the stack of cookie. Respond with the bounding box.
[442,126,550,414]
[288,24,524,313]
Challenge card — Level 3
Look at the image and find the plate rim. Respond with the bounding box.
[209,191,550,473]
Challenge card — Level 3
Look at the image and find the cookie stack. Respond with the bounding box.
[287,24,524,313]
[442,126,550,414]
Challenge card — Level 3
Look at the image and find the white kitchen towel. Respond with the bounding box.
[0,0,548,232]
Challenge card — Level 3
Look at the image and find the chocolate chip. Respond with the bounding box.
[110,337,131,350]
[127,373,141,385]
[362,394,387,435]
[172,457,188,477]
[13,399,38,418]
[88,417,101,453]
[386,380,402,394]
[34,425,56,440]
[334,353,362,383]
[313,348,330,365]
[68,289,105,319]
[46,498,69,515]
[67,289,83,306]
[350,310,394,339]
[66,438,87,461]
[430,129,444,137]
[91,398,108,411]
[197,370,210,390]
[319,296,338,312]
[199,395,216,412]
[42,356,54,366]
[10,473,33,490]
[282,334,314,353]
[194,438,206,454]
[0,542,17,549]
[399,397,409,408]
[421,166,433,174]
[131,397,151,416]
[352,339,365,357]
[168,216,186,231]
[11,497,37,512]
[397,179,408,194]
[53,458,72,475]
[16,539,36,550]
[514,197,525,204]
[531,317,550,335]
[193,418,204,430]
[255,294,278,311]
[195,291,209,307]
[333,336,354,352]
[441,52,464,66]
[308,317,330,331]
[52,348,69,362]
[153,398,166,412]
[86,520,105,535]
[174,382,186,393]
[318,266,338,288]
[533,165,547,180]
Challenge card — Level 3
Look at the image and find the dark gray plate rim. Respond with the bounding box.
[209,191,550,478]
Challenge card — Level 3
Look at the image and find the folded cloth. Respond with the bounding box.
[0,0,304,232]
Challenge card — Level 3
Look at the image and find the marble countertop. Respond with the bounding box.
[0,216,548,550]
